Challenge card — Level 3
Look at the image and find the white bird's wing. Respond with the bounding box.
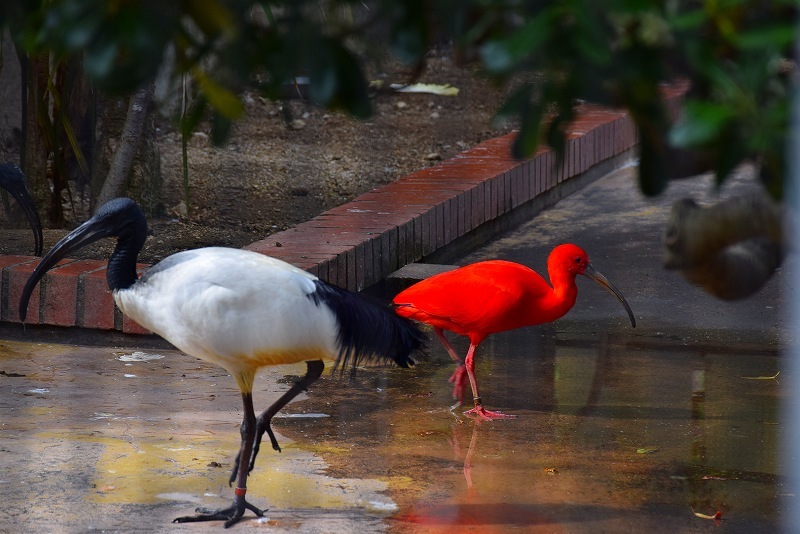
[115,248,340,372]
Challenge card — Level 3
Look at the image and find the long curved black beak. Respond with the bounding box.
[582,263,636,328]
[0,164,43,256]
[19,214,114,322]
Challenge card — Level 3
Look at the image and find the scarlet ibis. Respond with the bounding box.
[393,244,635,419]
[0,163,43,256]
[19,198,425,527]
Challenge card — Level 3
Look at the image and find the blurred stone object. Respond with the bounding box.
[663,192,783,300]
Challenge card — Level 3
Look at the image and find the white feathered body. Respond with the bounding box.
[114,248,340,385]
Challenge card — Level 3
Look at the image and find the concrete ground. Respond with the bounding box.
[0,165,789,533]
[460,164,787,339]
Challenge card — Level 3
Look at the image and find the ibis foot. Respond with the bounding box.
[464,404,516,420]
[173,496,265,528]
[448,364,468,404]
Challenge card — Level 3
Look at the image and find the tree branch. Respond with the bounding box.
[96,83,154,210]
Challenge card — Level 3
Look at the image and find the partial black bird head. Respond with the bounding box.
[20,198,148,322]
[0,164,43,256]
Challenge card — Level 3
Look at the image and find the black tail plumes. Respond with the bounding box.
[310,280,427,373]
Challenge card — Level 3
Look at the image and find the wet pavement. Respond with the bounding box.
[0,166,790,532]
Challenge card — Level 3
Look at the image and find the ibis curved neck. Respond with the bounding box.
[106,225,146,292]
[539,270,579,322]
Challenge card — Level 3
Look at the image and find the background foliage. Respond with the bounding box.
[0,0,796,216]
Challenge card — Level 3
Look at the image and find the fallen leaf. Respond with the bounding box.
[390,83,460,96]
[740,371,780,383]
[637,447,659,454]
[692,508,723,521]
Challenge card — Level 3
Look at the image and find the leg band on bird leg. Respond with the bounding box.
[473,396,482,406]
[234,487,247,497]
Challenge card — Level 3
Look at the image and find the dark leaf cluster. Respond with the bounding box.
[2,0,796,197]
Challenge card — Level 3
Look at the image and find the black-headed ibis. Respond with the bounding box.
[393,243,635,419]
[19,198,426,527]
[0,163,43,256]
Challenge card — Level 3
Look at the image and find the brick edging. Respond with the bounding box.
[5,82,688,334]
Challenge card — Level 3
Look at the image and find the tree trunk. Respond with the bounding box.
[55,57,94,207]
[96,83,155,210]
[15,47,50,215]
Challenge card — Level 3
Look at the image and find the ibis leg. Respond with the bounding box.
[435,328,468,405]
[461,343,515,420]
[228,360,325,485]
[174,391,265,527]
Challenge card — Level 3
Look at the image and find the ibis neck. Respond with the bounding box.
[510,272,579,329]
[546,271,579,318]
[106,231,145,291]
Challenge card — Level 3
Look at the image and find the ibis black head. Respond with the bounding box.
[19,198,147,322]
[0,164,43,256]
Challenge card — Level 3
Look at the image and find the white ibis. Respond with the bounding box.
[0,163,43,255]
[19,198,426,527]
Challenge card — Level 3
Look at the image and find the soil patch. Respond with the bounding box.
[1,52,516,264]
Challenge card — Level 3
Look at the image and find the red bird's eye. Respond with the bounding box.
[574,257,582,264]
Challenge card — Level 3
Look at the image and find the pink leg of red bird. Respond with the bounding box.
[460,343,515,420]
[434,328,468,405]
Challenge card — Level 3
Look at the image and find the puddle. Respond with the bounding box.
[117,351,166,362]
[0,323,788,532]
[341,325,787,533]
[275,412,330,418]
[0,343,408,532]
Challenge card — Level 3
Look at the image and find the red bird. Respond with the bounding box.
[393,243,636,419]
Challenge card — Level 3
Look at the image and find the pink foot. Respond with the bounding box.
[449,365,468,404]
[463,405,516,420]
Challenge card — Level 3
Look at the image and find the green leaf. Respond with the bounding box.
[307,40,371,119]
[512,120,540,160]
[495,83,543,158]
[713,124,745,188]
[511,95,548,159]
[182,0,234,36]
[308,41,338,106]
[391,27,426,66]
[668,9,706,30]
[493,83,535,124]
[670,100,736,147]
[480,41,513,74]
[734,24,797,51]
[210,111,233,146]
[504,9,555,60]
[179,96,208,138]
[480,8,555,74]
[193,69,244,120]
[83,40,118,80]
[637,134,668,197]
[330,47,371,119]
